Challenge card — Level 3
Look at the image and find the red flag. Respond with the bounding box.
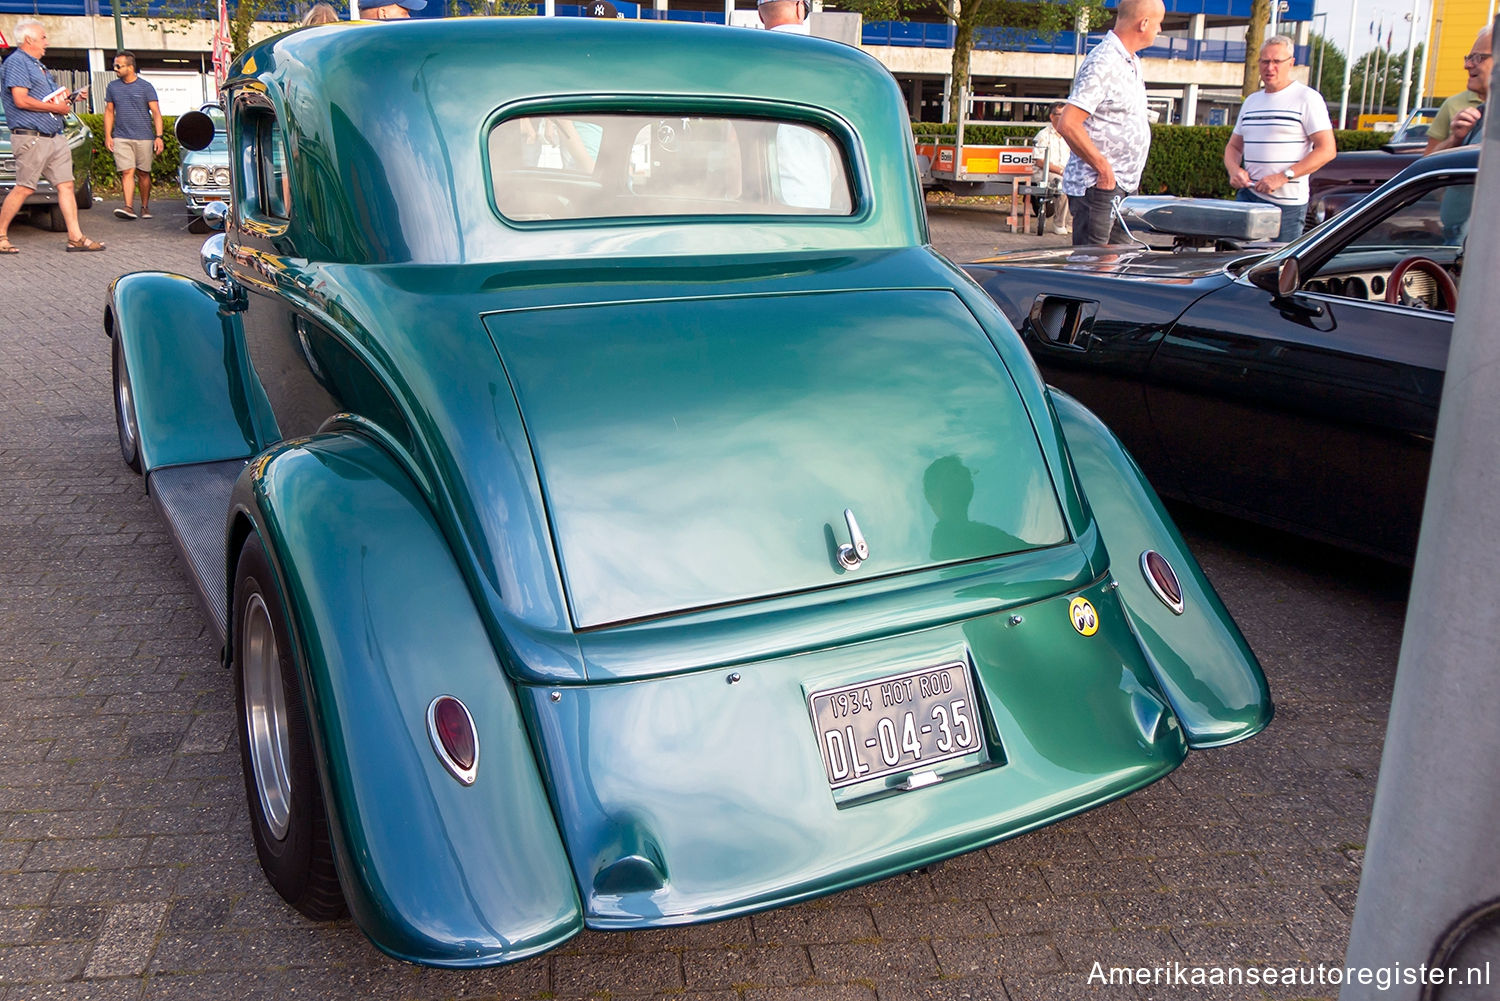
[212,0,233,90]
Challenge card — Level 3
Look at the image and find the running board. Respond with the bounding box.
[148,460,246,646]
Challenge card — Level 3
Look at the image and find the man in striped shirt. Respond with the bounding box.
[1223,35,1335,242]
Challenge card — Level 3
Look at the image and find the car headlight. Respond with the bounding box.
[188,166,209,187]
[213,166,231,187]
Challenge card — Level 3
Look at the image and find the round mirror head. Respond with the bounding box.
[200,232,226,282]
[175,110,217,152]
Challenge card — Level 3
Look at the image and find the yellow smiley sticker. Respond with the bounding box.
[1069,596,1099,636]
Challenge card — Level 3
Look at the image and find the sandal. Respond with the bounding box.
[66,236,106,252]
[0,236,16,254]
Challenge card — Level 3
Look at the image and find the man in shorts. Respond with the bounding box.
[104,51,164,220]
[0,18,105,253]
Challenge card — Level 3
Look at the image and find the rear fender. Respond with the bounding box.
[104,272,262,473]
[230,433,582,966]
[1051,391,1273,747]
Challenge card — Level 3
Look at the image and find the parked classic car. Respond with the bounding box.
[1305,106,1439,227]
[0,107,95,228]
[108,19,1271,967]
[177,103,229,215]
[967,147,1478,563]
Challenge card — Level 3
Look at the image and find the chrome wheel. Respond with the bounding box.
[112,335,141,473]
[241,592,293,841]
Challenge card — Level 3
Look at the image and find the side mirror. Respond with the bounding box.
[175,111,216,152]
[1249,256,1300,297]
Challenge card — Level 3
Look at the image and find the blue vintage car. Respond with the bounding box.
[176,103,229,215]
[108,19,1271,967]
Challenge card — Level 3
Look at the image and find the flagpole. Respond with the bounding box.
[1339,0,1358,127]
[1397,0,1420,122]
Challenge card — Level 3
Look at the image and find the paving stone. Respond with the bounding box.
[755,905,876,945]
[876,979,1009,1001]
[683,945,813,989]
[987,896,1112,937]
[808,940,938,982]
[83,902,168,978]
[931,934,1062,978]
[550,950,683,994]
[1003,970,1139,1001]
[870,900,997,940]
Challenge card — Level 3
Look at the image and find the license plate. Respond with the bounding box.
[808,662,983,788]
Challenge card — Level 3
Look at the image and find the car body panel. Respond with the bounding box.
[109,18,1271,966]
[106,272,257,472]
[232,434,584,966]
[1049,391,1271,746]
[523,574,1186,928]
[488,288,1068,628]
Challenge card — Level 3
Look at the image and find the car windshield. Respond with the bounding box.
[489,112,854,222]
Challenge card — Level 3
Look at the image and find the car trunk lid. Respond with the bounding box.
[484,289,1069,629]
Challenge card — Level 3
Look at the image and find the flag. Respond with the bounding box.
[212,0,233,90]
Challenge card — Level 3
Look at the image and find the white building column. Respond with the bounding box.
[655,0,668,16]
[1183,82,1200,125]
[941,74,952,122]
[724,0,733,24]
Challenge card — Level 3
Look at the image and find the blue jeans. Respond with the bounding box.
[1235,188,1305,242]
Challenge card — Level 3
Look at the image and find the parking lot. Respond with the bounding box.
[0,199,1409,1001]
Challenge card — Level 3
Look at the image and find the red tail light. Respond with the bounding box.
[427,695,479,785]
[1140,550,1185,615]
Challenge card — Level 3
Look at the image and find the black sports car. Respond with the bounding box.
[966,148,1478,562]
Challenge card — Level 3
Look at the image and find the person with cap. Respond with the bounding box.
[359,0,423,20]
[758,0,809,35]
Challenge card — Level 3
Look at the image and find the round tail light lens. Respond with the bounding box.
[1140,550,1185,615]
[427,695,478,785]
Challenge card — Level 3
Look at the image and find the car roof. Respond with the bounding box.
[227,19,927,265]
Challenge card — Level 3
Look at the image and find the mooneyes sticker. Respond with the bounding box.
[1069,596,1099,636]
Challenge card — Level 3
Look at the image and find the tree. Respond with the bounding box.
[1308,32,1347,100]
[1349,43,1423,116]
[1241,0,1268,97]
[840,0,1110,119]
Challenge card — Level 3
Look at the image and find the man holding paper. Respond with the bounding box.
[0,18,105,253]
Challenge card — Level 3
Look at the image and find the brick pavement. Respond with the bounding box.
[0,196,1408,1000]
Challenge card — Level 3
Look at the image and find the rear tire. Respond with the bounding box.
[111,332,142,474]
[76,176,94,210]
[233,533,346,921]
[46,204,67,232]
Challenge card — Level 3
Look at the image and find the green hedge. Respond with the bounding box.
[77,113,184,192]
[914,122,1399,199]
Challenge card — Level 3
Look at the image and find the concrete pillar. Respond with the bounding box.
[1295,20,1310,46]
[1183,82,1200,125]
[655,0,668,15]
[941,75,952,123]
[87,49,106,115]
[724,0,733,24]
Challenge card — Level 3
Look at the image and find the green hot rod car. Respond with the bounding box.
[107,19,1271,967]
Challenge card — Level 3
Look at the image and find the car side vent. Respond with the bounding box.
[1025,295,1099,350]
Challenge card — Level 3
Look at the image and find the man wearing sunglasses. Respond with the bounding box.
[1224,34,1335,242]
[1425,25,1490,154]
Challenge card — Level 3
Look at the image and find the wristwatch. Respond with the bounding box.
[1283,168,1296,180]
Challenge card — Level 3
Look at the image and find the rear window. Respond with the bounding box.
[488,112,854,222]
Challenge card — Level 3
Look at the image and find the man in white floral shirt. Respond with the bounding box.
[1056,0,1165,245]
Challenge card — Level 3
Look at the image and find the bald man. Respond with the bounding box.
[1055,0,1165,245]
